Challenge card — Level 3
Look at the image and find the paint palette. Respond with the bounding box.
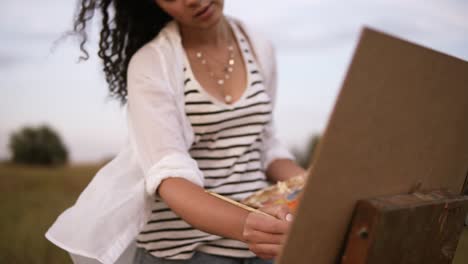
[241,174,306,212]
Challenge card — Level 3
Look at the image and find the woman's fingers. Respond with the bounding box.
[258,204,293,222]
[242,208,293,260]
[245,212,289,234]
[242,228,284,244]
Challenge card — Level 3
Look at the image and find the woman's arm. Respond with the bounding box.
[265,158,307,183]
[158,178,248,241]
[158,178,291,259]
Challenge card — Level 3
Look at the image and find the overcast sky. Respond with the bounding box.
[1,0,467,163]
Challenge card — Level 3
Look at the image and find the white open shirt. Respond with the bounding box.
[45,17,294,264]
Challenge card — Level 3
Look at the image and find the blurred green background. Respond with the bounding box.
[0,163,98,263]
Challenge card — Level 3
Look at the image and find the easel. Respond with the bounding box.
[275,28,468,264]
[339,186,468,264]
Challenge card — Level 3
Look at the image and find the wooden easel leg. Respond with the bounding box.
[340,189,468,264]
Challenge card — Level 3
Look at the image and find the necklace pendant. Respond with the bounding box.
[225,95,233,103]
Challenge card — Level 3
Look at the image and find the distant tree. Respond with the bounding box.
[8,125,69,166]
[291,134,321,168]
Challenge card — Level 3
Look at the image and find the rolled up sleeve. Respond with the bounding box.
[126,47,204,197]
[261,43,295,171]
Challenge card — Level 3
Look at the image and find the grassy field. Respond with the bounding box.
[0,162,100,264]
[0,162,467,263]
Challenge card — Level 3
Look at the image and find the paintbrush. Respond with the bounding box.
[205,190,272,217]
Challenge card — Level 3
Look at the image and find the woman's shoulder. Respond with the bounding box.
[227,16,276,89]
[228,16,275,64]
[127,20,186,100]
[128,20,182,76]
[228,16,275,55]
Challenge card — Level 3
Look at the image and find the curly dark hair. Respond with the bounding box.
[71,0,172,105]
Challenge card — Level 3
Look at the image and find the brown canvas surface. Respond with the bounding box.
[277,27,468,264]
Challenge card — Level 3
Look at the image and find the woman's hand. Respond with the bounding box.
[242,205,293,260]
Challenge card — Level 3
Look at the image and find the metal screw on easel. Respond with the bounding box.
[358,227,369,239]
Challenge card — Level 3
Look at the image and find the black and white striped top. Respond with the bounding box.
[136,20,273,260]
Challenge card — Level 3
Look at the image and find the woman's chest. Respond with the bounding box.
[183,79,273,146]
[186,46,247,105]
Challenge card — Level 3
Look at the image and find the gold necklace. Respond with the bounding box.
[195,44,236,103]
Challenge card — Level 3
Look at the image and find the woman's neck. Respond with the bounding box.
[179,16,232,49]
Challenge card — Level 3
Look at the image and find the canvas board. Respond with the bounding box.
[277,27,468,264]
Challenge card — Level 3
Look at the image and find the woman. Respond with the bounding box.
[46,0,307,263]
